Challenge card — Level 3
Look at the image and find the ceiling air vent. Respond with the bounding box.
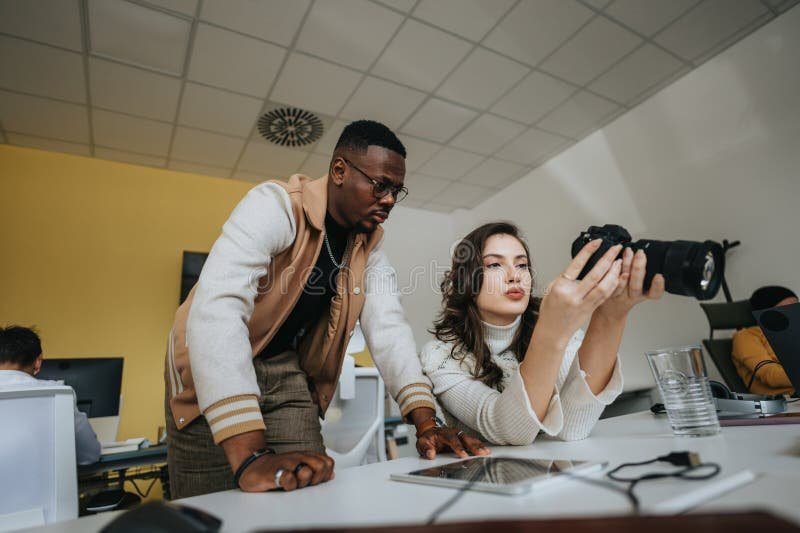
[257,107,324,147]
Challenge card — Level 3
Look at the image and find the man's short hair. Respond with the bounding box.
[750,286,797,311]
[0,325,42,367]
[334,120,406,158]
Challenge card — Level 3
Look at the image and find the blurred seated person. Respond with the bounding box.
[732,287,797,395]
[0,325,102,464]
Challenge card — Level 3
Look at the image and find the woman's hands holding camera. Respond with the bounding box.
[596,247,665,320]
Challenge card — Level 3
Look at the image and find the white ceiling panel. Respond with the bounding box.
[372,20,472,92]
[238,139,309,176]
[589,43,684,104]
[412,0,516,42]
[188,23,285,97]
[375,0,416,13]
[483,0,594,66]
[401,98,478,143]
[169,159,231,178]
[339,77,426,129]
[654,0,769,61]
[300,153,331,178]
[437,47,529,109]
[95,146,166,167]
[92,109,173,156]
[605,0,699,37]
[171,126,245,167]
[0,0,83,51]
[537,90,620,138]
[404,173,453,203]
[0,36,86,103]
[313,119,349,155]
[397,135,443,172]
[491,70,576,125]
[178,83,262,138]
[540,16,642,85]
[296,0,403,71]
[0,90,89,143]
[89,0,191,75]
[419,147,484,179]
[200,0,309,47]
[461,157,527,188]
[144,0,198,16]
[496,126,570,165]
[433,181,493,207]
[450,114,526,156]
[424,202,457,213]
[90,58,181,121]
[271,53,362,116]
[583,0,613,9]
[6,132,91,157]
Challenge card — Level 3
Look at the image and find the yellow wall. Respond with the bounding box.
[0,145,254,442]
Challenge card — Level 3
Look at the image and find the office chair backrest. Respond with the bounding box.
[699,300,757,394]
[0,386,78,530]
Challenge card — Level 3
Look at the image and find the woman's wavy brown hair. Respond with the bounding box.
[430,222,541,389]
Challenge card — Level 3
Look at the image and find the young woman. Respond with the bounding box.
[421,222,663,446]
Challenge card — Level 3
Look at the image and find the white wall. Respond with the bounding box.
[456,7,800,390]
[380,204,456,346]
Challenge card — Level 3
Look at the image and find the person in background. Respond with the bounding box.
[0,325,102,464]
[732,286,797,395]
[421,222,664,445]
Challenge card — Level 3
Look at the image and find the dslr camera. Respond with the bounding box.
[570,224,724,300]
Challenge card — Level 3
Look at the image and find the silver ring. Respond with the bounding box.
[456,430,465,439]
[274,468,285,488]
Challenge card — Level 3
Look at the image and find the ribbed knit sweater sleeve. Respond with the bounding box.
[186,183,296,442]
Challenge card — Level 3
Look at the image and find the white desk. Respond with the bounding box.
[28,406,800,532]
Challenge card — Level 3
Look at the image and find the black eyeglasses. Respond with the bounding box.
[343,158,408,203]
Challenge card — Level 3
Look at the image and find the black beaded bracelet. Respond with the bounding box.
[233,447,276,489]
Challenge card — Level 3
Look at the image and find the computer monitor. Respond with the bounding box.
[37,358,123,418]
[181,251,208,304]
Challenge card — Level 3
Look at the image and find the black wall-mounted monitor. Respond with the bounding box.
[180,251,208,304]
[38,358,124,418]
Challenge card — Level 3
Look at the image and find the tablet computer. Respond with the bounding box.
[390,456,606,495]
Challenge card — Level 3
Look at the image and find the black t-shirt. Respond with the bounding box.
[259,213,350,357]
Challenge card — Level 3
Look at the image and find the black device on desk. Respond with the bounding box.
[38,357,123,417]
[754,301,800,394]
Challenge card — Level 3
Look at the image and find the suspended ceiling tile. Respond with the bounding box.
[171,126,245,167]
[461,157,527,188]
[339,77,426,129]
[178,83,262,138]
[95,146,166,167]
[423,202,457,213]
[539,16,642,85]
[495,126,570,165]
[238,139,309,176]
[437,47,529,109]
[654,0,769,61]
[401,98,478,143]
[271,53,362,116]
[296,0,403,71]
[449,113,526,156]
[6,132,91,157]
[90,58,182,122]
[0,0,83,51]
[188,23,285,97]
[432,181,493,208]
[0,35,86,103]
[404,172,453,204]
[605,0,700,37]
[300,153,331,179]
[92,109,173,156]
[397,135,443,172]
[145,0,198,16]
[491,70,576,125]
[374,0,416,13]
[419,147,484,179]
[412,0,516,42]
[89,0,191,75]
[483,0,594,66]
[372,20,472,92]
[589,43,685,104]
[313,119,349,155]
[200,0,309,47]
[0,90,89,143]
[537,91,620,138]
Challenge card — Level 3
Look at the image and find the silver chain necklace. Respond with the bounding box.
[324,233,349,269]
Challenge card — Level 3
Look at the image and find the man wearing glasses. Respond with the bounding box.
[165,120,487,498]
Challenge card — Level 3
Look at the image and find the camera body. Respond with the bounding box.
[571,224,724,300]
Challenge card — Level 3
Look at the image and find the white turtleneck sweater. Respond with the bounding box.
[419,318,623,445]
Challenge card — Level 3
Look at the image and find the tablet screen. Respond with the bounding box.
[406,457,587,485]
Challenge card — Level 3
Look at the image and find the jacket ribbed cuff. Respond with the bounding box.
[396,383,436,417]
[204,395,264,445]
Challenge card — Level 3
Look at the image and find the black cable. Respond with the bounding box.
[746,359,780,390]
[128,476,159,499]
[425,465,485,526]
